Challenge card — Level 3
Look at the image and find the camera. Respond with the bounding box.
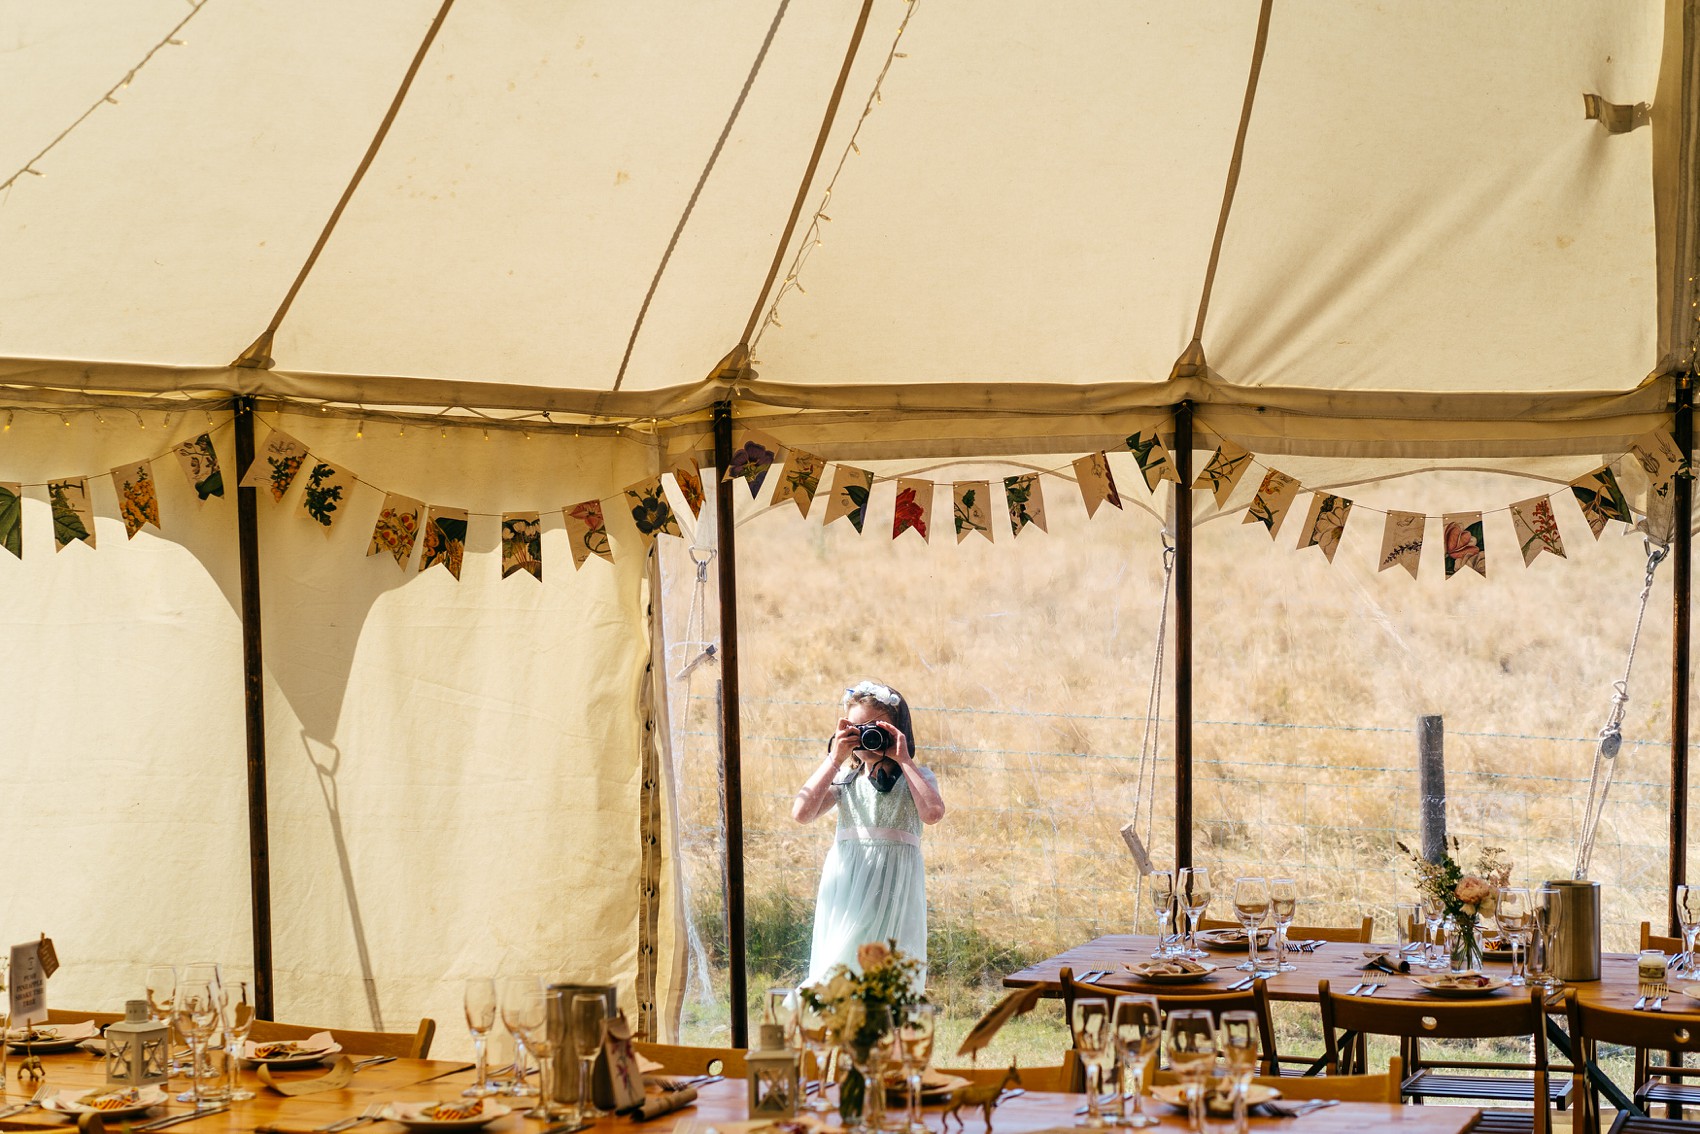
[855,723,890,752]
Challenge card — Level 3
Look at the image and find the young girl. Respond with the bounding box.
[792,680,946,983]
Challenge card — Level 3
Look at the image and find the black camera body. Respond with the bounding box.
[855,723,890,752]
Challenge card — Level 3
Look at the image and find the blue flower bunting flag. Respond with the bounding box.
[625,475,681,545]
[725,430,782,497]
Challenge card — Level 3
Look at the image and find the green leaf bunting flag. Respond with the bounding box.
[240,429,309,502]
[501,512,543,580]
[892,478,933,542]
[670,459,706,519]
[625,475,680,544]
[367,493,424,568]
[1072,452,1121,517]
[1510,495,1565,566]
[110,459,161,539]
[1244,469,1300,538]
[1297,493,1352,561]
[1004,472,1046,537]
[564,500,614,568]
[1124,428,1178,491]
[297,460,355,531]
[953,481,992,543]
[1443,511,1487,579]
[1569,465,1632,538]
[49,477,95,551]
[1194,440,1253,506]
[725,430,781,496]
[0,482,21,559]
[824,465,874,533]
[777,449,825,517]
[172,433,224,501]
[419,507,468,579]
[1379,510,1424,578]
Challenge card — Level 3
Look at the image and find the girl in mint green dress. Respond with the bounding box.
[792,681,947,985]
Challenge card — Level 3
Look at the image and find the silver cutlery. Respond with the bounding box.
[1361,982,1382,997]
[135,1105,230,1132]
[0,1084,53,1120]
[1346,981,1365,995]
[1226,976,1254,991]
[353,1055,396,1070]
[325,1102,389,1133]
[1265,1099,1340,1118]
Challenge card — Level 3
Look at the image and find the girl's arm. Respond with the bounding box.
[792,718,857,823]
[885,727,946,824]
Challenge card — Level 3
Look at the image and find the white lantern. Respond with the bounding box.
[746,1023,800,1118]
[105,1000,170,1086]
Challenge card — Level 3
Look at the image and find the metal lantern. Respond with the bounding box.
[746,1023,800,1118]
[105,1000,170,1086]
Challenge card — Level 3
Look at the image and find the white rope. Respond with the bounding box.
[1130,533,1176,926]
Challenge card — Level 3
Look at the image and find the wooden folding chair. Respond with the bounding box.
[631,1041,748,1077]
[1567,989,1700,1134]
[248,1017,436,1059]
[934,1051,1081,1093]
[1198,916,1375,943]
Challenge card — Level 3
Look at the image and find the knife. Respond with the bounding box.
[135,1106,230,1132]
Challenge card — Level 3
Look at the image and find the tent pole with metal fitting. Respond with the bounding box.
[711,399,748,1047]
[1174,402,1194,870]
[1671,373,1692,937]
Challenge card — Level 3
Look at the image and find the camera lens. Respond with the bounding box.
[856,724,889,752]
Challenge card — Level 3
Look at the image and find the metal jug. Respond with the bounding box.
[1543,879,1601,981]
[547,983,616,1107]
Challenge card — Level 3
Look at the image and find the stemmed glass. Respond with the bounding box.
[1531,886,1565,988]
[1231,877,1271,973]
[498,977,543,1098]
[1178,868,1212,959]
[1421,896,1448,970]
[1677,886,1700,975]
[894,1004,936,1134]
[841,1002,892,1134]
[145,966,183,1075]
[1218,1010,1260,1134]
[509,987,561,1121]
[1071,997,1113,1128]
[794,990,834,1113]
[1109,995,1161,1128]
[1149,871,1178,958]
[1164,1009,1217,1134]
[1494,888,1534,985]
[463,978,500,1098]
[570,993,608,1122]
[221,976,256,1101]
[1269,878,1298,972]
[172,970,223,1110]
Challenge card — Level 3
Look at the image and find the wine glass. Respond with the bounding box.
[172,972,222,1110]
[570,993,608,1122]
[1421,895,1447,970]
[1494,888,1534,985]
[499,977,543,1098]
[1678,885,1700,975]
[1269,878,1298,972]
[895,1003,936,1134]
[177,963,225,1104]
[145,966,183,1075]
[1163,1009,1216,1134]
[1071,997,1112,1128]
[842,1001,893,1134]
[1149,871,1178,958]
[1109,994,1161,1128]
[1218,1010,1260,1134]
[794,990,834,1113]
[1231,877,1271,973]
[463,978,499,1098]
[1531,886,1565,988]
[1178,868,1212,959]
[221,975,256,1101]
[507,986,560,1121]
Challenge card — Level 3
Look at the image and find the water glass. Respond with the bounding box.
[1394,903,1422,954]
[1422,896,1448,970]
[1072,998,1112,1128]
[1178,868,1212,959]
[222,977,256,1101]
[1678,885,1700,974]
[499,977,543,1098]
[172,970,223,1110]
[1530,886,1565,988]
[1269,877,1298,972]
[794,991,834,1113]
[1163,1009,1216,1134]
[1231,877,1271,973]
[1149,871,1178,957]
[570,993,608,1121]
[1109,995,1161,1129]
[895,1004,936,1134]
[463,978,499,1098]
[1495,888,1533,985]
[1218,1010,1261,1134]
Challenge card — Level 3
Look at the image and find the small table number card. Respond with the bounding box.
[9,939,48,1025]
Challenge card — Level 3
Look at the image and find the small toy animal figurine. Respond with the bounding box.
[941,1064,1021,1133]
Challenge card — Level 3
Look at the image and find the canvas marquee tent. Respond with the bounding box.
[0,0,1696,1044]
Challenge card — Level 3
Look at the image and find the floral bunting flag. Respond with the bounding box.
[419,507,468,579]
[0,483,21,559]
[1627,430,1684,491]
[1510,495,1565,566]
[1005,473,1047,537]
[501,512,543,580]
[1243,469,1300,538]
[1296,493,1352,562]
[564,499,614,568]
[1379,510,1424,578]
[1193,440,1253,507]
[110,460,161,539]
[953,481,993,543]
[297,461,356,531]
[1124,428,1178,491]
[49,477,95,551]
[240,429,309,502]
[824,465,874,533]
[172,433,224,501]
[367,493,424,568]
[1443,511,1487,579]
[670,459,706,519]
[725,430,782,496]
[777,449,825,517]
[1072,452,1122,518]
[892,478,933,542]
[625,475,681,544]
[1569,465,1632,539]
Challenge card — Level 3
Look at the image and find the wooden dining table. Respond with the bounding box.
[0,1044,1478,1134]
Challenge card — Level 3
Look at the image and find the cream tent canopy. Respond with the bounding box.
[0,0,1695,1043]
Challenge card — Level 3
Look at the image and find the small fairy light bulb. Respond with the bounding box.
[482,427,489,442]
[61,414,70,428]
[356,421,365,439]
[96,411,105,425]
[440,427,448,440]
[3,410,12,432]
[398,423,407,438]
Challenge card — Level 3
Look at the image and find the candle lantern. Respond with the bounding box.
[746,1023,800,1118]
[105,1000,170,1086]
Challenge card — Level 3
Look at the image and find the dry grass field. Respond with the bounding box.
[659,459,1684,1064]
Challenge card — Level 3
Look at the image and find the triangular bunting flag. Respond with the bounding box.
[725,430,782,496]
[172,433,224,501]
[824,465,874,533]
[1628,429,1684,491]
[1379,510,1424,578]
[1570,465,1632,539]
[1443,511,1487,579]
[893,478,933,542]
[501,512,543,580]
[240,429,309,502]
[49,477,95,551]
[564,500,614,568]
[1193,440,1253,507]
[1243,469,1300,538]
[1124,428,1179,490]
[670,459,706,519]
[1005,473,1047,537]
[0,482,22,559]
[367,493,424,568]
[1072,452,1122,517]
[953,482,993,543]
[626,475,681,544]
[419,507,468,579]
[1510,496,1565,566]
[1297,493,1352,562]
[777,449,825,517]
[297,461,356,531]
[110,459,161,539]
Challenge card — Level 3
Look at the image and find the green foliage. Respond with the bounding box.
[302,464,343,525]
[0,485,20,558]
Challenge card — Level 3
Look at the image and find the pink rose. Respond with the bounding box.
[1455,876,1492,905]
[856,942,892,971]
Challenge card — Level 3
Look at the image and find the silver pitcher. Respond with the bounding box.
[1543,879,1601,981]
[547,983,616,1107]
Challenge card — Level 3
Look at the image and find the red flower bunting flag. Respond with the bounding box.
[893,478,932,542]
[1510,496,1565,566]
[367,493,424,568]
[240,429,309,502]
[564,500,613,568]
[670,459,706,519]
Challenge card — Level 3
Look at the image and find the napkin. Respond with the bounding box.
[259,1056,358,1096]
[245,1032,337,1059]
[7,1020,100,1042]
[623,1085,697,1121]
[1359,950,1410,974]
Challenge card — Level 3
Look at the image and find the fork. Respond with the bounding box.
[1651,983,1670,1011]
[325,1102,389,1133]
[1264,1100,1340,1118]
[1636,979,1656,1010]
[0,1084,54,1119]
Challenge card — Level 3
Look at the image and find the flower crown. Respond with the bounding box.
[844,681,901,709]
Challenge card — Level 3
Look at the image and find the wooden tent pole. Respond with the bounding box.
[711,401,749,1047]
[1671,374,1692,937]
[233,397,275,1020]
[1174,403,1194,870]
